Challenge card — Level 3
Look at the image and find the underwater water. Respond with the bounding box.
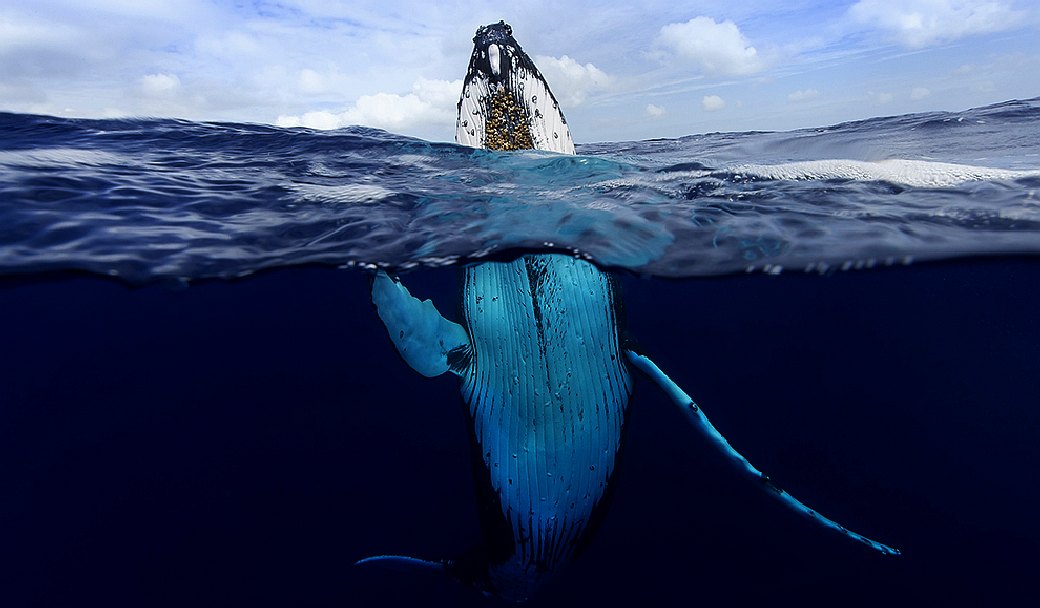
[2,99,1040,606]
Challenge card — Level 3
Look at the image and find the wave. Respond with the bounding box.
[1,98,1039,282]
[727,159,1040,187]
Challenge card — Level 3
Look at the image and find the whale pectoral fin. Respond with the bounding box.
[371,271,470,377]
[355,554,448,573]
[625,350,900,556]
[356,552,491,596]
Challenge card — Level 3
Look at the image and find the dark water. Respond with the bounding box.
[2,100,1040,607]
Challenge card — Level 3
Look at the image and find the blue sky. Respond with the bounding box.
[1,0,1037,142]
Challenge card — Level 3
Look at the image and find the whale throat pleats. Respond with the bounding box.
[461,255,631,575]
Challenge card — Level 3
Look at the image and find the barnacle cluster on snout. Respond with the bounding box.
[484,86,534,151]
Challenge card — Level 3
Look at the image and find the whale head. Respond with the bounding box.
[456,20,575,154]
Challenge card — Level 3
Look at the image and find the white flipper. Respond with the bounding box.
[625,350,900,556]
[371,271,470,377]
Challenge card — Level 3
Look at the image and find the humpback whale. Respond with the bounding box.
[362,20,898,601]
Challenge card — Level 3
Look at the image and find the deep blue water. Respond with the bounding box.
[2,100,1040,606]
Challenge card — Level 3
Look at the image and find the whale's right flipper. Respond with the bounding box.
[625,350,900,556]
[355,554,448,573]
[371,271,471,378]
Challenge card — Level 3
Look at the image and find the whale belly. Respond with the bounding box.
[460,253,631,574]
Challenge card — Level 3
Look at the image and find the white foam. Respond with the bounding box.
[731,159,1040,188]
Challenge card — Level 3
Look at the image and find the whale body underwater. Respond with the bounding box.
[361,21,899,601]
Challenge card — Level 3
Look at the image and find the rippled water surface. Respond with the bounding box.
[2,97,1039,282]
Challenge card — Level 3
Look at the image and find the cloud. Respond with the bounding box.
[533,55,611,106]
[0,12,80,54]
[871,91,895,104]
[656,17,764,76]
[139,73,181,96]
[910,86,932,100]
[297,69,326,94]
[0,10,101,79]
[788,88,819,102]
[194,30,263,57]
[0,80,47,103]
[645,103,665,118]
[849,0,1026,48]
[276,78,462,131]
[701,95,726,112]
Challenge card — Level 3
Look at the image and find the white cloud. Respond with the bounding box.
[849,0,1026,48]
[0,80,46,103]
[277,78,462,131]
[871,91,895,104]
[533,55,611,106]
[910,86,932,100]
[701,95,726,111]
[788,88,819,102]
[645,103,665,118]
[139,73,180,96]
[298,69,325,94]
[657,16,764,76]
[194,30,263,57]
[0,13,79,53]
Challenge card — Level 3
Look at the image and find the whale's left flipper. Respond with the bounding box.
[371,270,471,378]
[625,350,900,556]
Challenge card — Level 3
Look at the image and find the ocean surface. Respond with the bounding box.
[2,99,1040,607]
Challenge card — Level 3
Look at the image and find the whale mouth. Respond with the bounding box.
[456,20,574,154]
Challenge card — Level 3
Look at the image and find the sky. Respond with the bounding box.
[1,0,1038,143]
